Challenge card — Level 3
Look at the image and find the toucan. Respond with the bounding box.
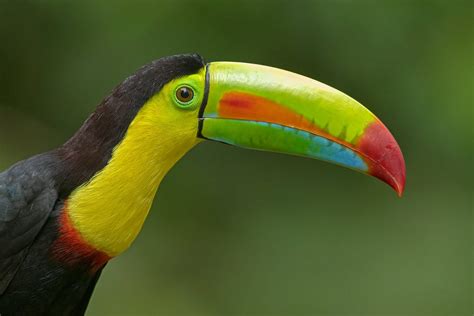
[0,54,405,315]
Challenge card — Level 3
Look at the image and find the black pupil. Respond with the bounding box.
[178,87,192,101]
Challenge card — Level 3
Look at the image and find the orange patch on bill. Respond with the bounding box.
[218,91,357,151]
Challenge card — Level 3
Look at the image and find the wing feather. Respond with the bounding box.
[0,155,58,294]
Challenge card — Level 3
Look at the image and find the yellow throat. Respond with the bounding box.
[66,73,203,257]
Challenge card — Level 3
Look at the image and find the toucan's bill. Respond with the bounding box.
[197,62,406,195]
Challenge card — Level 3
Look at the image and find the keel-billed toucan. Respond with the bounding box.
[0,54,405,314]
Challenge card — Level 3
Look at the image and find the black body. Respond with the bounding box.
[0,54,205,315]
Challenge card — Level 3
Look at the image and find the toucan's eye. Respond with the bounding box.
[176,86,194,103]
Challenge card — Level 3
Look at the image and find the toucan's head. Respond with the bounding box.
[133,54,405,195]
[71,53,404,197]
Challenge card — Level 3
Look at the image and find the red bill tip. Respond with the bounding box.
[357,120,406,196]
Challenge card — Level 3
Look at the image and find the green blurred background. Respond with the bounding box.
[0,0,472,315]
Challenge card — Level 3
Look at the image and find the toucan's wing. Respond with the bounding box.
[0,155,58,295]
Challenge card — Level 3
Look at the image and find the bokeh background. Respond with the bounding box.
[0,0,472,315]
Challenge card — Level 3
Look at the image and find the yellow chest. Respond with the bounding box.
[67,93,200,257]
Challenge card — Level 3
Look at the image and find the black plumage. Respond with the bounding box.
[0,54,205,315]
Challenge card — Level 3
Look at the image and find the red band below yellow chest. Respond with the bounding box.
[51,201,111,273]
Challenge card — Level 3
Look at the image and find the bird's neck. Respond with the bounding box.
[63,94,200,257]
